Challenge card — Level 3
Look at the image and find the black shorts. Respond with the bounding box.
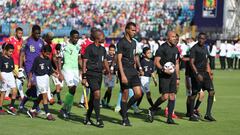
[191,72,214,95]
[118,67,141,91]
[158,73,177,94]
[86,71,102,92]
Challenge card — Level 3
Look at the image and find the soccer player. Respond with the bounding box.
[43,32,63,105]
[82,29,110,128]
[0,44,18,115]
[58,30,80,119]
[147,31,180,124]
[101,44,117,108]
[117,22,143,126]
[4,27,25,100]
[137,47,157,108]
[188,33,216,121]
[26,45,56,120]
[19,25,44,113]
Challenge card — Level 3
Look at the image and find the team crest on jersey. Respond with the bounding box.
[144,66,148,72]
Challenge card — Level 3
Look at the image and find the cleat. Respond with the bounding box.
[189,115,199,121]
[46,113,55,121]
[7,106,17,115]
[78,103,85,108]
[185,113,191,117]
[147,109,155,123]
[194,109,201,117]
[172,112,179,119]
[122,118,132,126]
[18,106,28,114]
[164,107,168,117]
[167,118,177,124]
[114,106,121,112]
[27,110,37,118]
[83,117,94,125]
[204,115,216,121]
[59,108,69,119]
[96,119,104,128]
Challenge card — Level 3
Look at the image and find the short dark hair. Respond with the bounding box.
[55,43,62,51]
[16,27,23,32]
[90,27,99,40]
[198,32,207,38]
[32,25,41,33]
[92,29,103,41]
[142,47,150,54]
[4,44,14,51]
[109,44,116,49]
[70,30,79,37]
[41,45,52,53]
[125,22,136,30]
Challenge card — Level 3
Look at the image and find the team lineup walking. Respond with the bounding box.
[0,22,217,128]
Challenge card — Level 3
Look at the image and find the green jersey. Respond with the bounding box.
[62,42,80,70]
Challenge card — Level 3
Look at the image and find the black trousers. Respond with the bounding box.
[209,56,215,70]
[219,56,226,69]
[227,57,234,69]
[234,57,240,69]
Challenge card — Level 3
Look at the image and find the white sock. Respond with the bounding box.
[16,79,25,98]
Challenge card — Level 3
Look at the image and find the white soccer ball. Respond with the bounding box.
[164,62,175,73]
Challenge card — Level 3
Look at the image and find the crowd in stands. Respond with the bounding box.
[0,0,195,38]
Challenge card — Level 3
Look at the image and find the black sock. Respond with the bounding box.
[189,98,195,116]
[0,106,2,110]
[52,90,56,95]
[137,95,143,107]
[147,97,154,107]
[93,98,100,120]
[168,100,175,119]
[194,99,202,110]
[151,97,165,111]
[103,91,109,100]
[20,96,29,107]
[121,101,127,119]
[87,93,94,119]
[56,92,61,101]
[206,96,214,116]
[33,95,42,109]
[127,96,137,110]
[106,92,112,104]
[186,98,190,114]
[43,104,49,114]
[10,99,16,107]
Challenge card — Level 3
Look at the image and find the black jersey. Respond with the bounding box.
[155,42,179,74]
[117,37,136,68]
[83,44,107,73]
[0,55,14,73]
[106,54,117,74]
[31,56,53,76]
[141,58,154,77]
[190,43,209,72]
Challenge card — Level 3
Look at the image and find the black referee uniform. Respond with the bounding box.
[83,43,107,126]
[189,42,216,121]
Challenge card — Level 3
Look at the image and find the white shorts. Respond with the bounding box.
[36,74,50,96]
[140,76,150,93]
[51,75,64,87]
[62,69,79,87]
[104,75,115,88]
[0,72,16,92]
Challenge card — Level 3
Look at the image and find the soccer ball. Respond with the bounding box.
[49,98,55,105]
[164,62,175,73]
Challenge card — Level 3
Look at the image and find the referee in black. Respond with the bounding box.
[147,31,180,124]
[189,32,216,121]
[82,29,110,128]
[117,22,143,126]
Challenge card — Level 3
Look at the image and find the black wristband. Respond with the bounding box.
[82,73,87,79]
[177,78,180,80]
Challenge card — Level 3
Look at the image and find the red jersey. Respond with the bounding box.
[5,36,23,65]
[44,41,56,60]
[80,38,94,55]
